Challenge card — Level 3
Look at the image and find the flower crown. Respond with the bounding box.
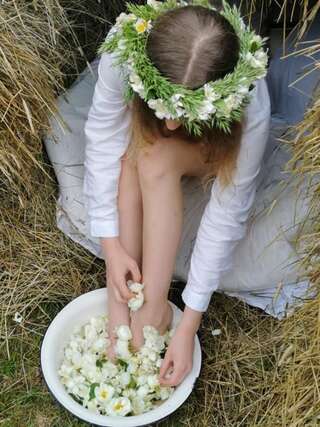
[97,0,269,137]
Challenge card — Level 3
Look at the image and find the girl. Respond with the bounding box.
[83,1,271,387]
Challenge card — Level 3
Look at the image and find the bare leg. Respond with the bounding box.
[107,151,143,359]
[130,137,211,348]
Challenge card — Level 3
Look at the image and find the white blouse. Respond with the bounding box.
[83,51,271,313]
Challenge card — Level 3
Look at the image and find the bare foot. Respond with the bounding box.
[130,301,173,351]
[107,286,130,361]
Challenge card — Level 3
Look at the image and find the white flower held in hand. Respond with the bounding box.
[127,280,145,311]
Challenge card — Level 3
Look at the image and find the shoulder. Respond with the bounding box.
[97,51,128,97]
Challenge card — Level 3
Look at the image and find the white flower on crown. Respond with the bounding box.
[129,71,146,98]
[215,93,243,118]
[147,98,174,120]
[250,34,262,46]
[198,99,217,120]
[117,38,127,52]
[243,49,268,69]
[239,17,246,32]
[134,18,153,34]
[170,93,186,117]
[147,0,162,9]
[116,12,136,26]
[204,83,221,101]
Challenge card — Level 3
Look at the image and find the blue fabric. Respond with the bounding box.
[266,10,320,126]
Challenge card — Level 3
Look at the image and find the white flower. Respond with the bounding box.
[115,339,131,360]
[147,0,162,9]
[147,374,159,388]
[65,374,87,395]
[14,312,23,323]
[134,18,152,34]
[211,328,221,336]
[59,315,177,416]
[84,397,100,414]
[115,325,132,341]
[137,384,150,398]
[131,396,146,415]
[203,83,221,102]
[136,374,147,386]
[84,324,97,344]
[129,71,146,97]
[95,383,115,403]
[71,351,82,369]
[119,371,131,387]
[243,50,268,69]
[107,396,132,416]
[79,353,96,370]
[239,17,246,31]
[250,34,262,46]
[117,39,127,52]
[147,98,174,120]
[102,361,118,379]
[170,93,186,118]
[127,281,144,311]
[156,358,163,368]
[85,366,103,383]
[92,337,108,352]
[123,388,137,398]
[58,363,74,378]
[127,357,139,375]
[159,386,174,400]
[116,12,136,26]
[198,99,217,120]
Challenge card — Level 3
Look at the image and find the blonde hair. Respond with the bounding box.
[125,3,245,191]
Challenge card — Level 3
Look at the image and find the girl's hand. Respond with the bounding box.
[130,301,173,351]
[101,237,142,304]
[158,324,195,387]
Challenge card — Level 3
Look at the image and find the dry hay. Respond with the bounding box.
[0,0,140,206]
[1,0,320,426]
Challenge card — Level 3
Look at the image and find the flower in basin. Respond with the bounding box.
[115,324,132,341]
[107,396,132,416]
[115,339,131,360]
[59,314,176,417]
[95,383,115,403]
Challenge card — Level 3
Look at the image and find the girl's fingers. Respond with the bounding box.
[120,277,135,301]
[159,353,173,380]
[113,287,127,304]
[129,262,142,283]
[160,365,186,387]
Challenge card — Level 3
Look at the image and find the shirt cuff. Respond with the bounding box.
[181,283,216,312]
[89,219,119,238]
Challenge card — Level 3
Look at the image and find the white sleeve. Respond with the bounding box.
[83,52,132,238]
[181,77,271,312]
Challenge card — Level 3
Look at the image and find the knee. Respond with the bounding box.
[136,140,179,184]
